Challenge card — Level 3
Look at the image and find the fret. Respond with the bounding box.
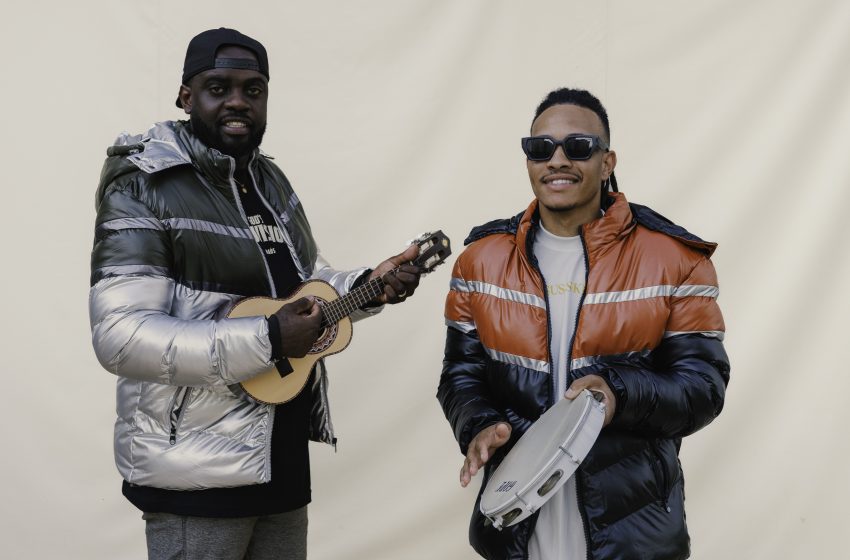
[234,230,450,404]
[319,276,388,329]
[314,232,449,331]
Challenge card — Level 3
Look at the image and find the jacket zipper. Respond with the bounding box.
[316,362,337,450]
[229,158,279,298]
[650,440,672,512]
[524,224,554,560]
[227,157,279,476]
[245,162,337,449]
[572,229,593,560]
[526,222,593,560]
[235,157,337,450]
[526,245,556,408]
[246,162,308,281]
[248,164,309,281]
[168,387,192,445]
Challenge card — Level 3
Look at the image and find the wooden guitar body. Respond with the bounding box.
[227,230,451,404]
[227,280,353,404]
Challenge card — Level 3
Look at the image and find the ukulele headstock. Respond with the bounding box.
[409,230,452,273]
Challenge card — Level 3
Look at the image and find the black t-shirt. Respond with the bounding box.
[123,177,312,517]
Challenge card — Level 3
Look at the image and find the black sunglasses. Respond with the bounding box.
[521,134,609,161]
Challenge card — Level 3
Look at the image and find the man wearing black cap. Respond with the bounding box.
[89,28,422,559]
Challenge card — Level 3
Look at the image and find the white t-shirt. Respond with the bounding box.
[528,224,587,560]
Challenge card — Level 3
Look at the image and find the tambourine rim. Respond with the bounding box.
[479,390,605,519]
[480,412,587,516]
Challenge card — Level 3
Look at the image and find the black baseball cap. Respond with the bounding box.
[176,28,270,108]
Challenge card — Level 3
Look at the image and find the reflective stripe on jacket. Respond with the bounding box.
[438,193,730,560]
[90,121,378,490]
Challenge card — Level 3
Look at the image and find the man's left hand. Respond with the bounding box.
[565,374,617,426]
[367,244,422,304]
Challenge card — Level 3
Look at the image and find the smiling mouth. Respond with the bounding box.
[220,120,252,136]
[543,175,581,188]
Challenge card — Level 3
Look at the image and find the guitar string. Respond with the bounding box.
[320,261,415,327]
[318,238,446,327]
[320,273,388,328]
[323,271,389,322]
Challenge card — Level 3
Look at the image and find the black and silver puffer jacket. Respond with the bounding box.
[89,121,377,490]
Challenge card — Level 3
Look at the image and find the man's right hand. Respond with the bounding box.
[460,422,512,488]
[272,297,322,358]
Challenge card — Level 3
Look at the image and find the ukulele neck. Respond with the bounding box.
[319,275,388,328]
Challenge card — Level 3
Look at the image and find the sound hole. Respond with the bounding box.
[501,508,523,526]
[537,470,564,497]
[310,298,338,353]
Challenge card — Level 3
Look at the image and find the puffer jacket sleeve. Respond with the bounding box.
[311,252,382,321]
[89,179,274,387]
[601,255,730,438]
[437,258,505,454]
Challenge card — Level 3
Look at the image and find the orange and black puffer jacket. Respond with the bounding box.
[437,192,730,560]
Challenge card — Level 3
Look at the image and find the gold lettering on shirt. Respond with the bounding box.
[547,282,585,296]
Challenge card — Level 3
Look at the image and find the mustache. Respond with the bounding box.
[218,113,253,125]
[189,113,267,157]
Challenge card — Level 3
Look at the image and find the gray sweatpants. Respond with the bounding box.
[142,506,308,560]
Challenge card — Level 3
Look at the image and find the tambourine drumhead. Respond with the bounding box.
[479,390,605,530]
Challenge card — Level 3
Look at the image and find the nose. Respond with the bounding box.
[547,145,573,169]
[224,90,250,111]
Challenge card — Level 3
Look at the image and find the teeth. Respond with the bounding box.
[225,121,247,128]
[550,179,576,185]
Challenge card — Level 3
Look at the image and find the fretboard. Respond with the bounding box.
[320,276,387,328]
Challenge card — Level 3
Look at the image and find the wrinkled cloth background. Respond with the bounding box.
[1,1,846,558]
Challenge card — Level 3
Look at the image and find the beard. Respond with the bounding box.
[189,112,267,159]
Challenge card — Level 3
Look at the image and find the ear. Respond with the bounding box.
[602,150,617,180]
[178,84,193,114]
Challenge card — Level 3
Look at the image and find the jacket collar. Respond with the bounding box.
[516,191,717,259]
[516,192,635,260]
[582,191,636,259]
[115,120,261,190]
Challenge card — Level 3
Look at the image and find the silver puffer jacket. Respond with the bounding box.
[89,121,379,490]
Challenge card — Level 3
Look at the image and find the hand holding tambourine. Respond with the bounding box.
[460,374,615,489]
[479,388,608,530]
[565,374,617,426]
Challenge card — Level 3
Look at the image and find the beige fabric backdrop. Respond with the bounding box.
[1,0,848,558]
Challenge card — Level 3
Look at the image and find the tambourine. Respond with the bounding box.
[479,389,605,530]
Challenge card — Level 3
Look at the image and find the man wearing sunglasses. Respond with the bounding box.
[89,28,422,559]
[438,88,729,559]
